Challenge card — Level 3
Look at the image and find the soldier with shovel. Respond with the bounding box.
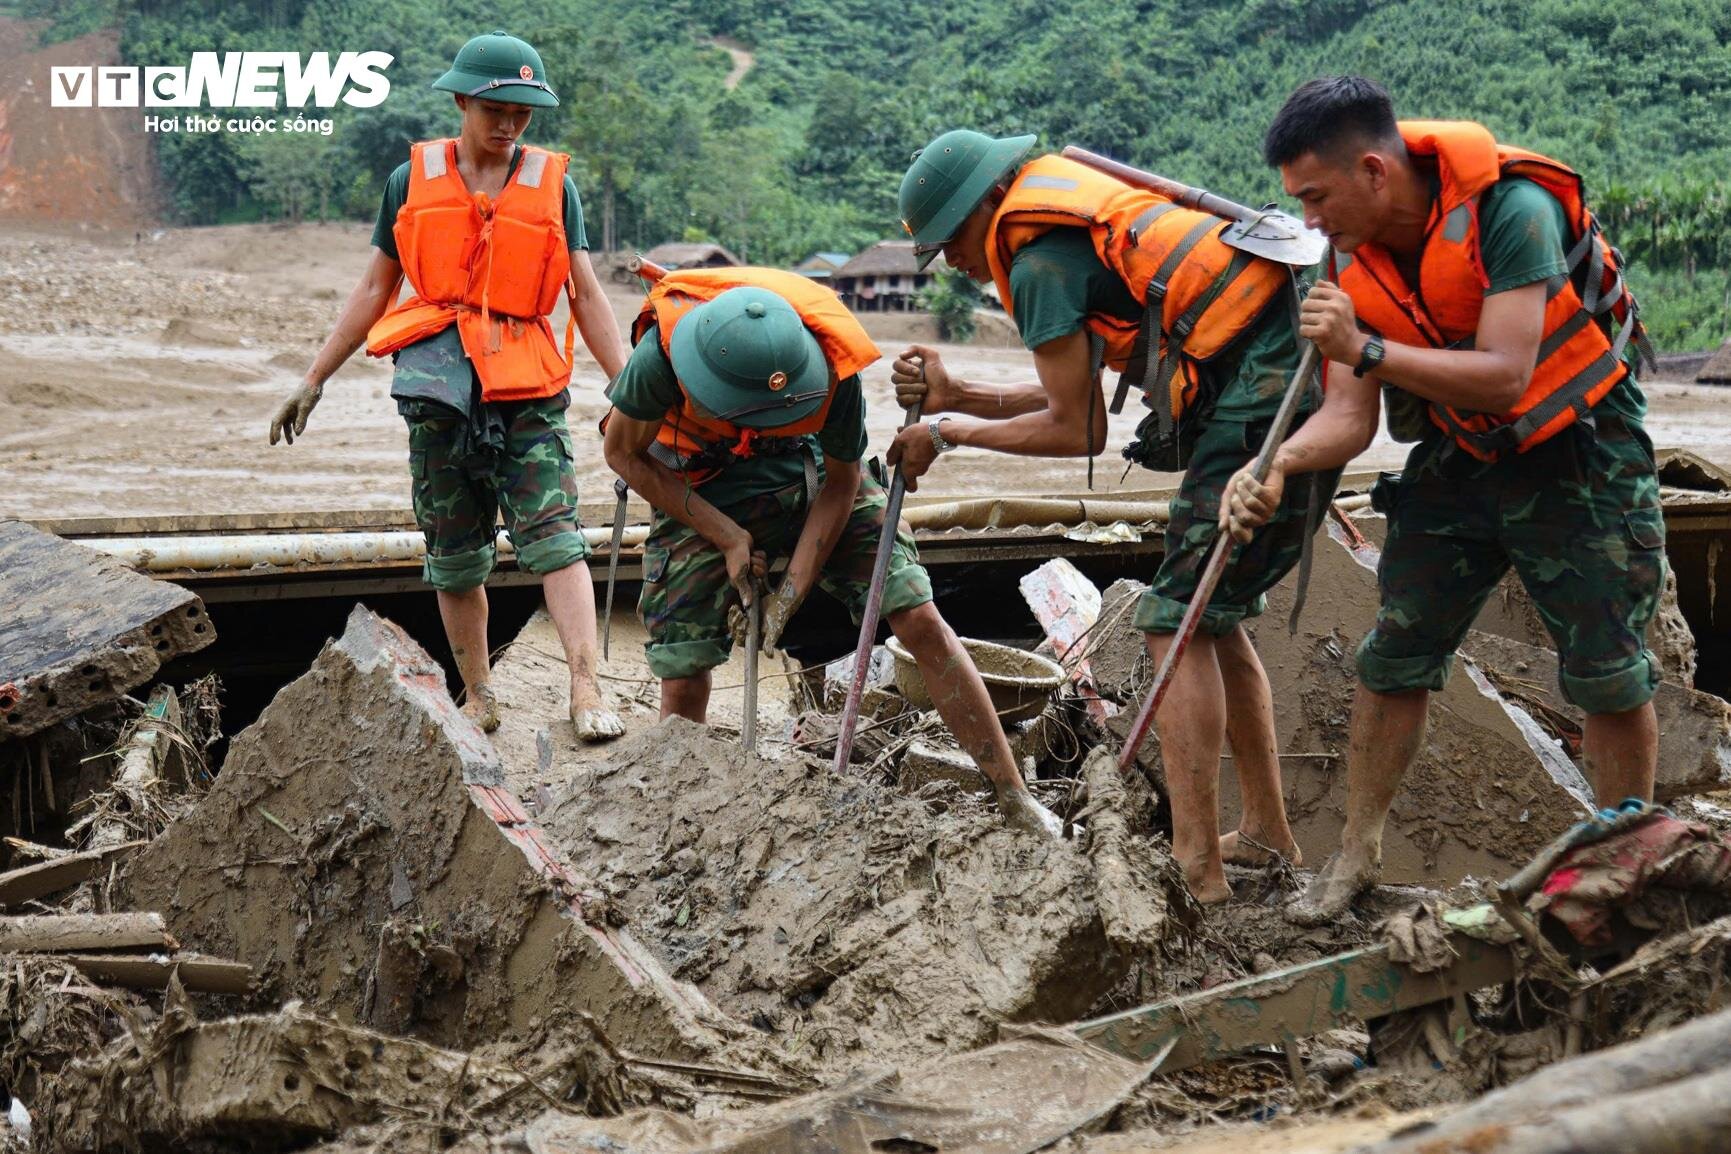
[889,131,1332,903]
[599,265,1060,839]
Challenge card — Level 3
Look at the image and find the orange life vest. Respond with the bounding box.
[615,267,880,486]
[1338,120,1649,461]
[365,139,576,403]
[985,154,1290,441]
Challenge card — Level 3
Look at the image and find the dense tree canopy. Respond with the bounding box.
[21,0,1731,347]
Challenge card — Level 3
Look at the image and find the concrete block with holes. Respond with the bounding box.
[0,521,214,737]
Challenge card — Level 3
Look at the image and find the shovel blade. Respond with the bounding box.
[1219,211,1328,267]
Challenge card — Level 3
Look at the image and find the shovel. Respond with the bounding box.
[1115,339,1322,774]
[832,401,924,773]
[742,580,762,754]
[1061,146,1326,268]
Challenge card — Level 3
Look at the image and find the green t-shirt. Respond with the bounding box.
[605,323,868,509]
[370,144,587,260]
[1006,226,1298,422]
[1475,177,1645,424]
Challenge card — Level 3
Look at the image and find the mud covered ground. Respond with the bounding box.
[3,221,1729,521]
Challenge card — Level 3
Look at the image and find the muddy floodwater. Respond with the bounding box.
[3,221,1728,521]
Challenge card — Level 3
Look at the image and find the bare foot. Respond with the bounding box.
[572,706,626,743]
[997,787,1063,841]
[1182,859,1233,906]
[1287,850,1380,926]
[461,684,500,734]
[1220,828,1303,869]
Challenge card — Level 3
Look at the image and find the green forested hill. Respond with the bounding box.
[23,0,1731,347]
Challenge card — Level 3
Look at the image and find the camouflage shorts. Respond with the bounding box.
[405,398,590,592]
[638,472,932,680]
[1359,415,1665,714]
[1136,409,1340,637]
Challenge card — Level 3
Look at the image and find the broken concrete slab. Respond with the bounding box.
[532,716,1180,1074]
[0,521,213,738]
[516,1027,1157,1154]
[898,740,988,794]
[120,606,738,1062]
[1463,630,1731,802]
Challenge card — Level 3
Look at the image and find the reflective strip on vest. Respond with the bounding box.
[1019,174,1080,192]
[422,143,447,180]
[518,148,549,189]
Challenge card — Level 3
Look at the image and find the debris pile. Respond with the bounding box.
[5,487,1731,1153]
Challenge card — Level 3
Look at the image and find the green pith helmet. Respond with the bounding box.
[432,31,559,108]
[669,288,829,429]
[898,129,1036,270]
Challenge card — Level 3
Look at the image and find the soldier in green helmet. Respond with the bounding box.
[887,130,1335,903]
[601,268,1062,839]
[267,32,628,742]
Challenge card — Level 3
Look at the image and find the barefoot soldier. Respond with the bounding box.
[600,266,1061,838]
[890,130,1332,901]
[268,31,626,741]
[1228,77,1663,923]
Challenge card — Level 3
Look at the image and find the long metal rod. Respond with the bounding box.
[833,403,924,772]
[1116,342,1321,774]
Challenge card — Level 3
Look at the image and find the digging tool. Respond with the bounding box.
[1115,339,1322,774]
[628,254,669,282]
[602,478,629,660]
[1061,146,1327,268]
[599,255,669,659]
[832,401,925,773]
[742,581,762,754]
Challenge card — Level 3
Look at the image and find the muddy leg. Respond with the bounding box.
[1146,630,1231,905]
[543,561,623,741]
[1289,684,1428,925]
[1214,625,1302,868]
[887,603,1059,840]
[437,586,497,732]
[1582,702,1657,805]
[660,673,711,724]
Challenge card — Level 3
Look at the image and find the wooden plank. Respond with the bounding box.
[57,954,252,995]
[0,842,147,908]
[1075,923,1518,1071]
[0,522,214,738]
[0,912,170,953]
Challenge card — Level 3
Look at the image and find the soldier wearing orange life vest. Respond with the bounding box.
[267,31,628,742]
[1231,76,1664,925]
[600,268,1061,839]
[888,130,1335,904]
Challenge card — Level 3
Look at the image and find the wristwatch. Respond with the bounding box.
[928,417,958,455]
[1354,334,1387,378]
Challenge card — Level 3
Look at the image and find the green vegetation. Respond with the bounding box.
[29,0,1731,347]
[919,267,982,343]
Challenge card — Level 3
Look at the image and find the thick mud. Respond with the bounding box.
[539,716,1183,1073]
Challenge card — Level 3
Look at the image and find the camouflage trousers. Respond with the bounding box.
[1359,414,1665,714]
[639,473,931,680]
[1135,409,1340,636]
[405,397,590,592]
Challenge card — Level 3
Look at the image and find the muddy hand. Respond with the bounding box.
[268,380,323,446]
[723,535,767,608]
[1219,459,1285,544]
[886,422,938,493]
[1298,281,1366,367]
[891,344,955,413]
[726,577,800,654]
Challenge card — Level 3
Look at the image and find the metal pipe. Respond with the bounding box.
[83,527,651,574]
